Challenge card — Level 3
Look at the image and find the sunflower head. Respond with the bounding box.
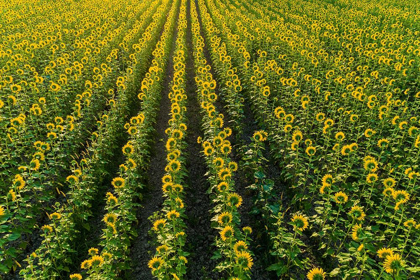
[307,267,326,280]
[384,253,404,274]
[148,257,164,272]
[348,206,366,221]
[220,226,234,241]
[291,214,309,232]
[227,193,242,208]
[377,248,394,259]
[235,251,253,270]
[218,212,233,225]
[334,191,348,204]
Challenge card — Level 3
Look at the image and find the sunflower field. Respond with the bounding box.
[1,0,419,279]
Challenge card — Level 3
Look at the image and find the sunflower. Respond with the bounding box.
[383,187,395,197]
[69,274,82,280]
[292,130,303,142]
[90,255,104,267]
[383,178,396,188]
[203,146,214,156]
[234,241,248,254]
[377,248,394,259]
[235,251,253,270]
[166,210,180,220]
[243,226,252,235]
[335,132,345,141]
[175,197,184,209]
[50,212,62,220]
[403,219,416,228]
[364,159,378,172]
[41,225,53,233]
[218,212,233,225]
[227,193,242,208]
[377,139,389,149]
[220,225,234,241]
[291,141,299,151]
[13,175,25,190]
[366,173,378,184]
[111,177,125,189]
[156,245,169,254]
[291,214,309,231]
[80,259,91,269]
[153,219,166,231]
[104,213,117,225]
[228,162,238,172]
[306,146,316,156]
[322,174,333,187]
[88,248,99,256]
[348,206,366,221]
[66,175,79,184]
[218,168,231,181]
[30,159,41,171]
[316,113,325,122]
[217,182,229,192]
[351,224,363,241]
[334,192,348,204]
[122,143,134,155]
[384,254,404,274]
[106,192,118,205]
[393,190,410,203]
[0,206,5,218]
[307,267,326,280]
[364,128,376,138]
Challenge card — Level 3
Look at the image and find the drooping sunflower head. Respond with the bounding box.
[307,267,326,280]
[334,191,348,204]
[234,241,248,254]
[392,190,410,203]
[69,273,83,280]
[364,159,378,172]
[243,226,252,235]
[89,255,104,267]
[50,212,62,220]
[291,214,309,232]
[351,224,364,241]
[335,132,345,141]
[156,245,169,254]
[383,178,396,188]
[377,248,394,259]
[306,146,316,157]
[166,210,180,220]
[384,253,404,274]
[218,212,233,225]
[148,257,164,272]
[366,173,378,184]
[220,226,234,241]
[403,219,416,228]
[153,219,166,232]
[235,251,253,270]
[348,205,366,221]
[227,193,242,208]
[88,248,99,256]
[377,139,390,149]
[111,177,125,189]
[322,174,334,187]
[104,213,117,225]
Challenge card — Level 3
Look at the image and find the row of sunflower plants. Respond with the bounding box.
[196,2,245,143]
[0,0,143,186]
[191,1,254,278]
[207,0,420,278]
[0,0,167,275]
[199,1,317,278]
[71,0,180,279]
[148,0,190,278]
